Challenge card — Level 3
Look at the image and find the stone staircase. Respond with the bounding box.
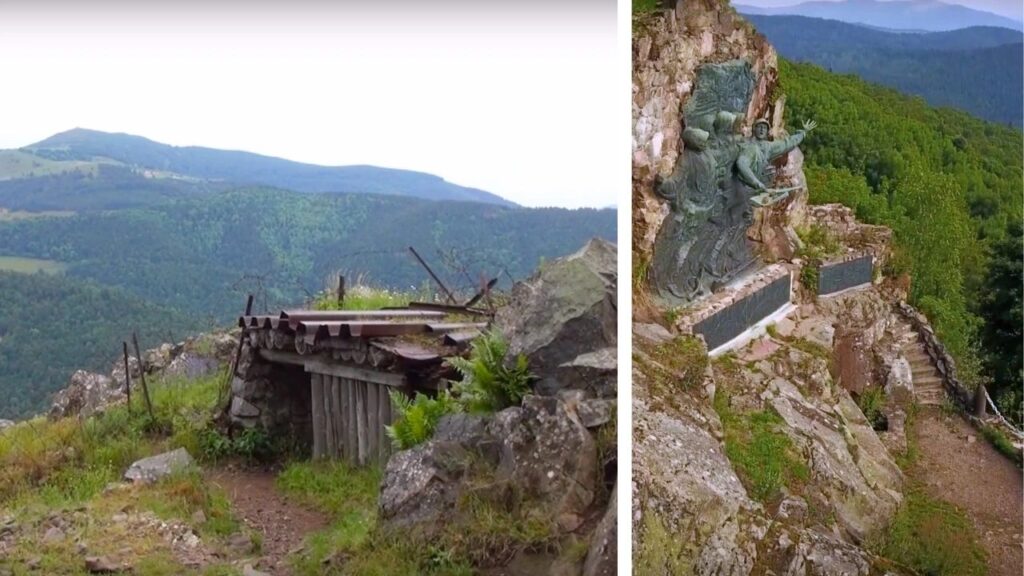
[894,320,946,406]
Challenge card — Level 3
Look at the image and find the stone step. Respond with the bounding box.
[915,376,945,387]
[912,366,938,377]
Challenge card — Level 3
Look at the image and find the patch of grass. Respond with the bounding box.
[714,389,809,502]
[0,371,226,505]
[648,335,708,391]
[441,492,557,567]
[874,485,987,575]
[856,387,887,430]
[277,461,383,574]
[311,282,429,312]
[980,425,1023,466]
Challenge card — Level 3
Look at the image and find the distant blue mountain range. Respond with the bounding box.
[735,0,1023,32]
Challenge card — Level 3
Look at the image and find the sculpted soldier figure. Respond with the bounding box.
[651,114,817,305]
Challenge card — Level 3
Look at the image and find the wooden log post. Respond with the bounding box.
[131,332,154,420]
[379,388,392,460]
[337,275,346,308]
[311,373,325,459]
[974,383,988,418]
[356,381,368,466]
[323,375,336,459]
[122,341,132,413]
[366,383,379,464]
[345,378,358,465]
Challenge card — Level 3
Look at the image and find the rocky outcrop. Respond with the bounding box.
[49,371,123,420]
[495,238,617,396]
[49,330,238,421]
[378,238,617,573]
[633,13,912,549]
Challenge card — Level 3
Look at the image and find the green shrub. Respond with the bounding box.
[386,391,460,450]
[447,330,533,413]
[856,387,887,430]
[800,264,820,293]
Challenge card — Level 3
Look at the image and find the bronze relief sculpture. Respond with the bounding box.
[651,60,815,306]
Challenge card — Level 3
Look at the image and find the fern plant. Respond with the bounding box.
[447,329,533,413]
[386,390,460,450]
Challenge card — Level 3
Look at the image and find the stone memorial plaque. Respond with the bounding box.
[818,256,872,296]
[694,274,791,351]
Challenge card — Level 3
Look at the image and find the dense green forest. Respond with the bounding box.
[781,59,1023,422]
[748,16,1023,126]
[0,272,206,418]
[0,188,614,418]
[0,188,614,315]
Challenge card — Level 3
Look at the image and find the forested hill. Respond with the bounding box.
[779,59,1023,423]
[0,188,614,317]
[747,15,1024,126]
[3,128,513,208]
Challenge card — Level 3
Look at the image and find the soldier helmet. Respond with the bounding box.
[753,119,771,130]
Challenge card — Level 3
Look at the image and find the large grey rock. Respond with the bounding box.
[883,355,914,405]
[555,348,617,398]
[380,395,600,538]
[378,440,474,534]
[495,395,599,531]
[0,419,14,433]
[164,352,219,380]
[49,371,123,420]
[495,238,616,383]
[124,448,195,484]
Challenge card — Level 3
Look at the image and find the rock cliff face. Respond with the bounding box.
[633,0,807,274]
[632,1,916,572]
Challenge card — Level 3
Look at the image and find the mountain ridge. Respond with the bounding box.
[747,15,1023,125]
[735,0,1024,31]
[11,127,516,207]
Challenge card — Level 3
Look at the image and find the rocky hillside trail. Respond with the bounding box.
[908,407,1024,576]
[207,468,329,575]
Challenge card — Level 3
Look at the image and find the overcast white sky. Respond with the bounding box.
[0,1,617,209]
[735,0,1023,21]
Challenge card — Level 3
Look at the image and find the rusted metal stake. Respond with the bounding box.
[131,332,154,420]
[122,341,132,413]
[337,275,346,308]
[408,246,456,304]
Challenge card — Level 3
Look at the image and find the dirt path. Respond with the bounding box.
[909,408,1023,576]
[208,468,329,575]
